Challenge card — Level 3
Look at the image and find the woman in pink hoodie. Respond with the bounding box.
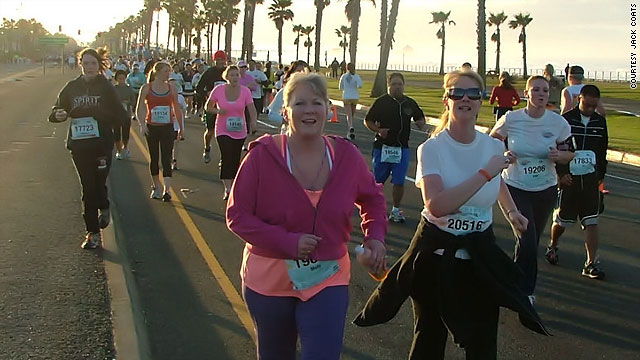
[227,73,387,359]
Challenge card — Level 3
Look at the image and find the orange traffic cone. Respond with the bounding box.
[328,105,339,123]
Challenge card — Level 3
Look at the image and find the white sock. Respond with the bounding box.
[392,206,400,212]
[163,177,172,193]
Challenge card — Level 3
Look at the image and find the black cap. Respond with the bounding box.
[569,65,584,75]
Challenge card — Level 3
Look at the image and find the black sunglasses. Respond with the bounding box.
[447,87,483,100]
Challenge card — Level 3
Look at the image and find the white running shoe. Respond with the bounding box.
[389,208,406,223]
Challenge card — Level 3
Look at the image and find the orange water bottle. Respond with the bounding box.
[355,245,389,281]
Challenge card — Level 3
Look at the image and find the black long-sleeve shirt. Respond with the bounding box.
[48,75,127,154]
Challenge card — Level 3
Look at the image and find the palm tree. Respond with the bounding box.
[301,26,314,65]
[477,0,486,87]
[241,0,264,60]
[313,0,330,72]
[344,0,376,68]
[370,0,400,97]
[292,24,304,60]
[430,11,455,75]
[487,11,507,74]
[268,0,294,65]
[143,0,162,48]
[193,9,208,58]
[335,25,350,63]
[221,0,241,58]
[509,13,533,77]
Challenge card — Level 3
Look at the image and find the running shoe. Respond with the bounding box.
[98,208,110,229]
[171,159,179,170]
[162,192,172,202]
[348,127,355,141]
[544,246,559,265]
[389,208,406,223]
[582,262,605,280]
[81,232,101,250]
[222,192,230,201]
[115,151,124,160]
[203,149,211,164]
[150,187,162,199]
[124,149,131,159]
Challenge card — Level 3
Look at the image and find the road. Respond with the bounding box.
[1,68,639,359]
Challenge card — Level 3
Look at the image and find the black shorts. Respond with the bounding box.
[553,180,600,228]
[204,112,217,130]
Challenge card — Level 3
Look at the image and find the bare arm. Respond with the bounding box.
[560,88,572,114]
[169,83,184,132]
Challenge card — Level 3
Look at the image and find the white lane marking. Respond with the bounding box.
[257,120,278,129]
[606,174,640,185]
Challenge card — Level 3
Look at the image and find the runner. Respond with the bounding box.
[48,47,127,249]
[543,64,563,112]
[135,62,184,202]
[354,69,549,359]
[191,62,205,115]
[338,63,363,140]
[561,65,606,115]
[169,63,185,93]
[364,72,427,223]
[226,73,387,360]
[113,70,136,160]
[169,78,187,171]
[181,62,195,113]
[490,75,574,304]
[489,71,520,121]
[205,65,257,200]
[126,64,146,95]
[196,50,227,163]
[546,85,608,279]
[247,60,269,117]
[267,60,310,133]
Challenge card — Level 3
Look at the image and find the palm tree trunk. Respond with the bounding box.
[295,34,300,60]
[225,21,232,58]
[371,0,400,97]
[477,0,486,87]
[241,2,249,59]
[314,2,325,72]
[439,25,446,75]
[248,4,256,60]
[145,10,154,47]
[380,0,387,47]
[217,23,222,51]
[522,30,527,77]
[349,0,360,65]
[166,23,172,56]
[342,44,346,63]
[495,28,500,73]
[278,26,283,65]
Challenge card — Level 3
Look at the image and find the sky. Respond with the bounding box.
[1,0,633,74]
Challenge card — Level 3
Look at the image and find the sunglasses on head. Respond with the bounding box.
[447,88,483,100]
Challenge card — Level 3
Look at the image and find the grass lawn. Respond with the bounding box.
[325,71,640,153]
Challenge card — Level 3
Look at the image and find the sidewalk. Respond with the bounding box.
[329,99,640,168]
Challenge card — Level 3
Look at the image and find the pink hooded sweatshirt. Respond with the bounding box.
[226,134,387,260]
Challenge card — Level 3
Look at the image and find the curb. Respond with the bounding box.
[329,98,640,168]
[103,202,152,360]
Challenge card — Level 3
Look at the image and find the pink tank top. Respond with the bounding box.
[240,136,350,301]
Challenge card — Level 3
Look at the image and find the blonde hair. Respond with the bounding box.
[148,62,170,83]
[431,70,484,138]
[525,75,548,90]
[283,73,329,107]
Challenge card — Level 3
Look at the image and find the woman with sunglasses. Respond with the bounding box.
[490,76,573,304]
[354,70,548,359]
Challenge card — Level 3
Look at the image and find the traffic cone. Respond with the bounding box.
[328,105,339,123]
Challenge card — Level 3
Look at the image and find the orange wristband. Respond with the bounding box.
[478,169,492,182]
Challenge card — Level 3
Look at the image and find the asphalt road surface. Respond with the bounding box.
[1,68,639,359]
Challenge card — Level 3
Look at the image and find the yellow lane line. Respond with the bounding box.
[130,129,256,344]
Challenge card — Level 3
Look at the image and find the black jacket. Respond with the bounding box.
[353,220,550,340]
[557,107,608,182]
[48,75,126,154]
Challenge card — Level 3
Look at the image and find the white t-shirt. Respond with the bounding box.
[173,94,186,131]
[339,72,363,100]
[247,69,268,99]
[169,72,185,93]
[103,69,114,80]
[192,72,202,88]
[492,108,572,191]
[561,84,584,112]
[416,130,505,237]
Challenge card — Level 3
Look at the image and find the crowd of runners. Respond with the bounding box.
[49,45,610,359]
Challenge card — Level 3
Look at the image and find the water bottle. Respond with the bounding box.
[355,245,388,281]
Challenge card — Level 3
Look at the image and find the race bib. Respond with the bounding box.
[285,259,339,290]
[151,106,171,124]
[184,82,193,90]
[226,116,244,132]
[436,206,492,236]
[517,157,552,188]
[70,117,100,140]
[570,150,596,176]
[381,145,402,164]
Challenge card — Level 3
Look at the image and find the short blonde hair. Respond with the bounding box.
[283,73,329,107]
[431,70,484,138]
[525,75,549,90]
